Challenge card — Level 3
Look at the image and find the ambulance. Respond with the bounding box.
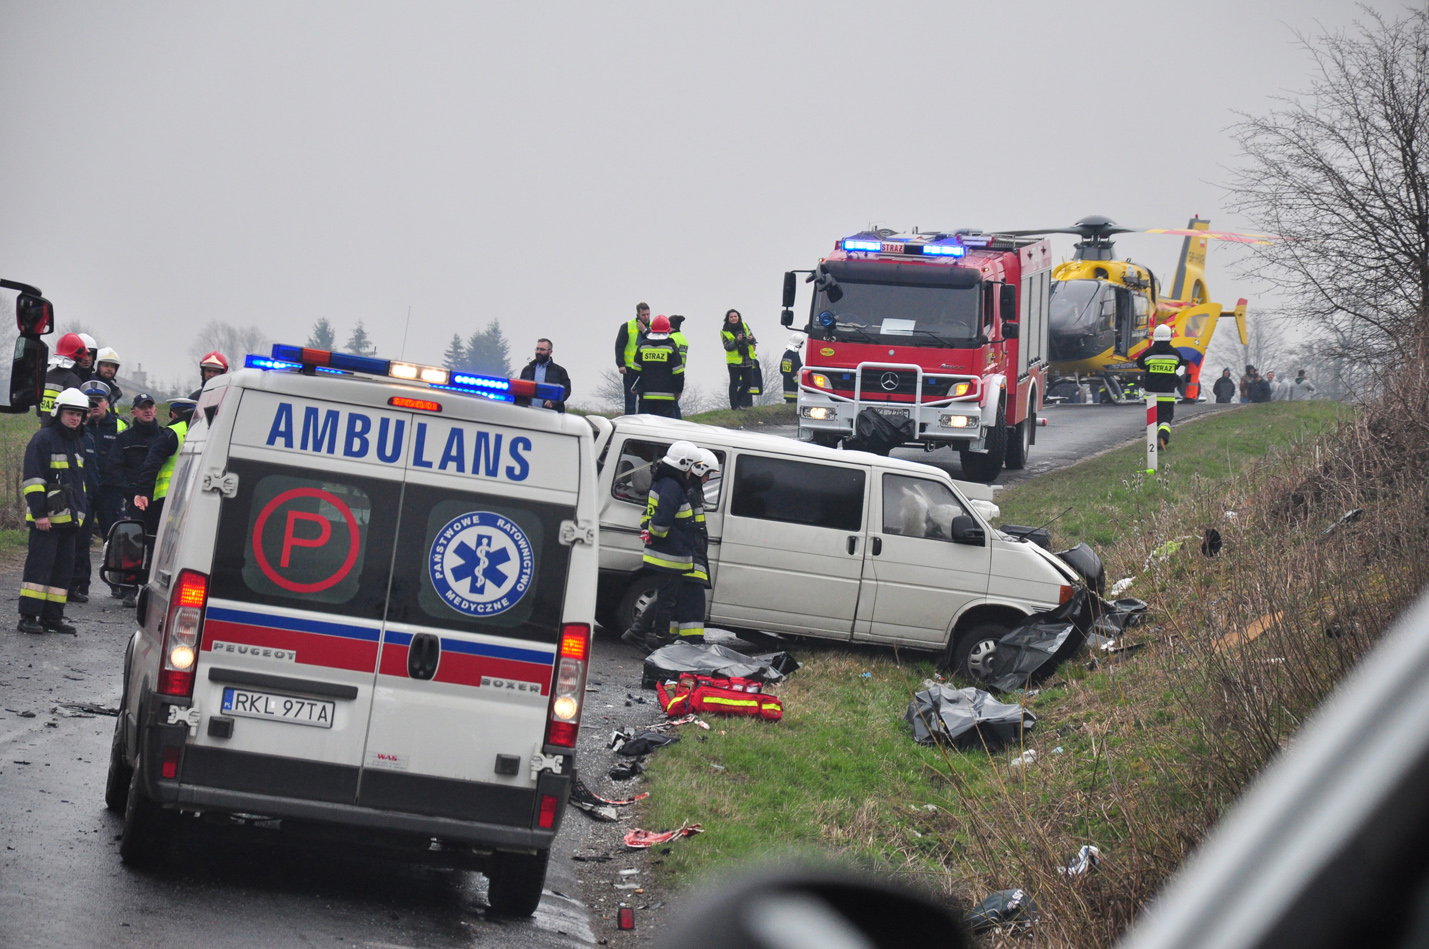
[101,344,596,917]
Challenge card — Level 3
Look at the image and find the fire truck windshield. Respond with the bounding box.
[813,281,980,345]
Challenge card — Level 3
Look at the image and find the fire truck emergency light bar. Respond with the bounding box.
[248,345,566,405]
[840,236,966,257]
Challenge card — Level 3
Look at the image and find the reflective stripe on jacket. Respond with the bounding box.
[641,471,694,573]
[22,423,87,525]
[1136,341,1187,394]
[632,338,684,401]
[721,322,757,365]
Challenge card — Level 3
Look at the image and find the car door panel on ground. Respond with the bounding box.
[863,473,991,646]
[711,453,869,638]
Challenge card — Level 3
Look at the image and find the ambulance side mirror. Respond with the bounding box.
[101,519,149,587]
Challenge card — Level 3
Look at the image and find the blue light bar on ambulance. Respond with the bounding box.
[922,242,966,257]
[842,238,882,253]
[258,344,565,405]
[270,344,391,376]
[246,354,303,372]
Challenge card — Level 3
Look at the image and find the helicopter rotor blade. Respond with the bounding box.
[1143,228,1283,244]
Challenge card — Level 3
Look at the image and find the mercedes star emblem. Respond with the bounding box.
[880,372,900,391]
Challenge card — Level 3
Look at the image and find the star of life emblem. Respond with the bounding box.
[428,512,535,617]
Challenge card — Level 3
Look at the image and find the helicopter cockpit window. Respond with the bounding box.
[1048,279,1102,334]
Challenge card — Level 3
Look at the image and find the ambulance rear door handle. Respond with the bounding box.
[202,470,239,498]
[408,633,440,681]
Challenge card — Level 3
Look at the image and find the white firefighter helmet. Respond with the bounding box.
[1153,323,1173,342]
[78,333,97,353]
[51,387,89,416]
[786,331,807,351]
[96,346,121,367]
[662,440,701,472]
[691,448,721,477]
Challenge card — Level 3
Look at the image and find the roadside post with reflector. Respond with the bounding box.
[1146,394,1158,474]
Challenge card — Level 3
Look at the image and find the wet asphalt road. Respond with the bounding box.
[0,402,1235,949]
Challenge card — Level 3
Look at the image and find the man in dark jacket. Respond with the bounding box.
[19,388,89,634]
[780,332,806,404]
[69,381,116,602]
[1211,368,1236,404]
[516,338,572,412]
[1136,324,1187,448]
[614,303,652,415]
[133,399,196,534]
[631,316,684,417]
[110,393,164,607]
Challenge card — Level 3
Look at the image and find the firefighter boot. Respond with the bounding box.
[1157,424,1171,450]
[44,617,77,635]
[17,616,44,635]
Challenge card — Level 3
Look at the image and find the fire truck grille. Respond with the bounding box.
[820,370,959,400]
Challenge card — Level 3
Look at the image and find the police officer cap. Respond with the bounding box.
[80,380,111,402]
[169,398,198,418]
[132,392,156,408]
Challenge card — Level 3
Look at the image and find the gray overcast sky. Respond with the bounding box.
[0,1,1401,401]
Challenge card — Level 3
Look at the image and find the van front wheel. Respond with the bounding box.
[615,576,659,634]
[946,622,1009,680]
[486,849,550,917]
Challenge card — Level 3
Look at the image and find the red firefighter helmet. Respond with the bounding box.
[649,315,672,334]
[55,333,86,359]
[198,351,229,373]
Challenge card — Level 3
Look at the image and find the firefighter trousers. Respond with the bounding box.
[71,513,95,594]
[671,582,705,643]
[21,525,76,623]
[632,569,685,644]
[638,399,679,418]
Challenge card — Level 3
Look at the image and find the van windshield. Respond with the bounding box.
[814,281,981,346]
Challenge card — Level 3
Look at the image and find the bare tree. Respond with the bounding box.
[188,321,274,364]
[589,368,627,413]
[755,352,784,405]
[1229,6,1429,368]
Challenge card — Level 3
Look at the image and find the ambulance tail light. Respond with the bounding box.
[158,570,208,697]
[545,624,590,748]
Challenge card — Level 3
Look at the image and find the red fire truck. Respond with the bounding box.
[780,229,1053,482]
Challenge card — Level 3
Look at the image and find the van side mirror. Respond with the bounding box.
[1003,321,1019,340]
[101,519,149,587]
[999,283,1018,321]
[782,271,797,309]
[951,514,985,546]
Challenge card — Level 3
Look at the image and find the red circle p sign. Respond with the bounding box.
[250,487,360,593]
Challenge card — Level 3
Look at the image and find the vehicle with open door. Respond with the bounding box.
[102,343,596,917]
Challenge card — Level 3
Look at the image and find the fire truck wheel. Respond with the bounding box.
[959,395,1007,482]
[1005,402,1033,470]
[946,622,1008,680]
[486,849,550,917]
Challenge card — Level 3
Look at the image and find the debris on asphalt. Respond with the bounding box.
[623,823,703,849]
[569,777,648,822]
[1059,844,1101,876]
[609,760,645,781]
[640,641,798,689]
[58,702,118,717]
[610,728,680,756]
[964,888,1038,934]
[904,685,1035,751]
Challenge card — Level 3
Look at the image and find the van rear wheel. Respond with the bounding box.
[486,849,550,917]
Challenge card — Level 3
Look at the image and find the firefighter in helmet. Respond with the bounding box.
[670,448,721,645]
[191,351,229,399]
[40,333,88,423]
[1137,323,1188,449]
[631,316,685,417]
[94,347,124,403]
[18,388,90,634]
[780,331,806,404]
[622,441,701,652]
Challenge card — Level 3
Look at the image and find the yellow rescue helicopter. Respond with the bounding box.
[1000,215,1274,402]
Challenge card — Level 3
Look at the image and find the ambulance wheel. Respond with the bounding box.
[104,719,132,813]
[486,849,550,917]
[946,622,1009,681]
[616,576,659,634]
[119,768,174,868]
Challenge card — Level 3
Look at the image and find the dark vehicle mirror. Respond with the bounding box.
[8,336,47,411]
[1000,283,1018,321]
[951,514,985,545]
[782,271,798,309]
[1003,321,1020,340]
[813,269,843,304]
[101,520,149,587]
[780,309,794,328]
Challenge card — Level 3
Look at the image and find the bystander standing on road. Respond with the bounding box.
[720,309,761,409]
[632,316,684,417]
[516,338,572,412]
[83,381,128,593]
[132,399,196,535]
[614,303,652,416]
[1212,367,1236,403]
[1239,365,1256,403]
[18,388,89,635]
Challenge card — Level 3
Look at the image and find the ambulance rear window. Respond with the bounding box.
[210,460,401,619]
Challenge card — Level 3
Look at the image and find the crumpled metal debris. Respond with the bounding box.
[903,685,1035,751]
[964,888,1038,934]
[984,588,1098,692]
[569,776,648,822]
[1322,508,1365,536]
[641,641,798,689]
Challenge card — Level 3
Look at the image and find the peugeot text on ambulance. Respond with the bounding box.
[104,345,596,917]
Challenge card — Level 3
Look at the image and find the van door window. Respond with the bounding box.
[881,475,971,541]
[210,459,400,619]
[730,455,865,531]
[612,439,726,511]
[384,483,574,642]
[153,451,204,579]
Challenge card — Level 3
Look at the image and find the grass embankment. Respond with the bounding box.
[685,403,795,427]
[638,400,1393,946]
[0,412,42,557]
